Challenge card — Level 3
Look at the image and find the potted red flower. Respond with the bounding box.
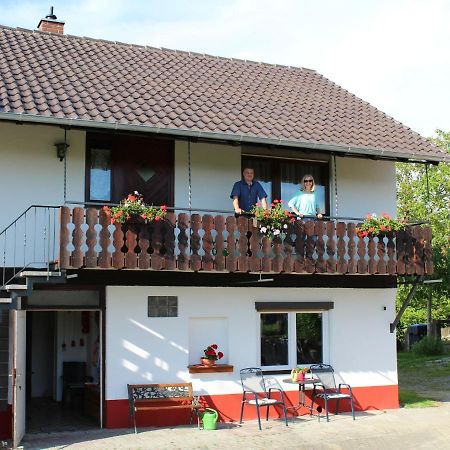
[201,344,224,366]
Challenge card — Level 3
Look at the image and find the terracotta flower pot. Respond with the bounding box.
[200,358,216,366]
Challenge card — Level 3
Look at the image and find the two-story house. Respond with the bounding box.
[0,11,447,446]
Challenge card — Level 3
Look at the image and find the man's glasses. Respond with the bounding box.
[304,179,313,183]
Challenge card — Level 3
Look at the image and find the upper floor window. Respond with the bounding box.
[89,148,112,201]
[242,156,329,214]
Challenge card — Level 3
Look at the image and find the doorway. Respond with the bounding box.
[25,310,102,433]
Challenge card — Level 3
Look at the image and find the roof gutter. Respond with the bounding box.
[0,112,447,164]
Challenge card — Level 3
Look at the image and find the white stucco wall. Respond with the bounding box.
[334,156,397,218]
[0,121,397,226]
[0,122,86,231]
[105,286,397,400]
[174,141,242,212]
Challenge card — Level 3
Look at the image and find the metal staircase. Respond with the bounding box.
[0,205,67,308]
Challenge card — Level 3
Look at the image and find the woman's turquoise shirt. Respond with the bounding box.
[288,191,319,216]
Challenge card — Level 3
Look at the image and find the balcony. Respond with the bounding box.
[59,207,433,276]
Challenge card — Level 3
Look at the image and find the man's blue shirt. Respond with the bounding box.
[230,180,267,212]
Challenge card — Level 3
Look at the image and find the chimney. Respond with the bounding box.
[37,6,65,34]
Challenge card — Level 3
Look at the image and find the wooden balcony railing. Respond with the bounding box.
[59,207,434,276]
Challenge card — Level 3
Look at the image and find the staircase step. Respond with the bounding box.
[3,284,27,291]
[20,270,62,278]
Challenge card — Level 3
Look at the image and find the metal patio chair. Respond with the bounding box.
[309,364,355,422]
[239,367,288,431]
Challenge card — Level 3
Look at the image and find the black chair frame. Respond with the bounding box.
[239,367,288,431]
[309,364,355,422]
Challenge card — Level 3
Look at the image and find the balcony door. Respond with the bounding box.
[242,156,330,215]
[86,133,174,207]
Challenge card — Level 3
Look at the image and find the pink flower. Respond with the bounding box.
[155,216,161,221]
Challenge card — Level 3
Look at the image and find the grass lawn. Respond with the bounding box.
[397,351,450,407]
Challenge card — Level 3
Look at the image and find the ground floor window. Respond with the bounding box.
[260,311,326,370]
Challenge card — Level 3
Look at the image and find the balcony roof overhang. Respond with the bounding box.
[0,111,447,164]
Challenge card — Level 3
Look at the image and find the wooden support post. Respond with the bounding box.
[427,289,433,337]
[390,275,422,333]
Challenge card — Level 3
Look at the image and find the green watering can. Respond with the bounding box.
[201,408,218,430]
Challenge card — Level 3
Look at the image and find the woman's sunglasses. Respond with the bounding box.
[304,179,313,183]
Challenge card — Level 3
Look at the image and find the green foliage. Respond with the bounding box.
[399,390,439,408]
[397,352,450,404]
[396,129,450,340]
[411,336,444,356]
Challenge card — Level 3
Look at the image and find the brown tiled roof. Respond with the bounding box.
[0,25,448,162]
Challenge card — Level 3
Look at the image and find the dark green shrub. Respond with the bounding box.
[411,336,444,356]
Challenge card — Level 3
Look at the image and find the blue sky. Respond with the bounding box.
[1,0,449,137]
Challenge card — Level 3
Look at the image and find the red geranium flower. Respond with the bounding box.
[211,344,218,349]
[217,352,224,359]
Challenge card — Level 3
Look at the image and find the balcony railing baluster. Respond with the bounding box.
[53,207,435,277]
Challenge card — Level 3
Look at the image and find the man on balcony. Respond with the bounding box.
[231,167,268,214]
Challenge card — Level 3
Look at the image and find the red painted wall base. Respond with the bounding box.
[105,384,399,429]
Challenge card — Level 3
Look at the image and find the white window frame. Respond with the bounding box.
[258,310,330,371]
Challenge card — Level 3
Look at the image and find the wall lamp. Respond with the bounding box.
[55,142,69,161]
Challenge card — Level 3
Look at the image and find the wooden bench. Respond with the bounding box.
[127,383,202,433]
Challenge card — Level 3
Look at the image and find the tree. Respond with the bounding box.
[396,129,450,340]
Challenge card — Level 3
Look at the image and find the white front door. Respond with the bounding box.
[12,309,26,448]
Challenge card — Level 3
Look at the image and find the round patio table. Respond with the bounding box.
[282,377,320,414]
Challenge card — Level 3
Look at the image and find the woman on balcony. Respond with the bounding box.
[288,174,323,219]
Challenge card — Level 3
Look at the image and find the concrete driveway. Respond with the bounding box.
[22,403,450,450]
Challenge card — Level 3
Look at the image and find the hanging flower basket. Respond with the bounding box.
[356,213,406,238]
[102,191,167,225]
[251,200,294,239]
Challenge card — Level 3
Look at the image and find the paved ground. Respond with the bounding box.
[21,403,450,450]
